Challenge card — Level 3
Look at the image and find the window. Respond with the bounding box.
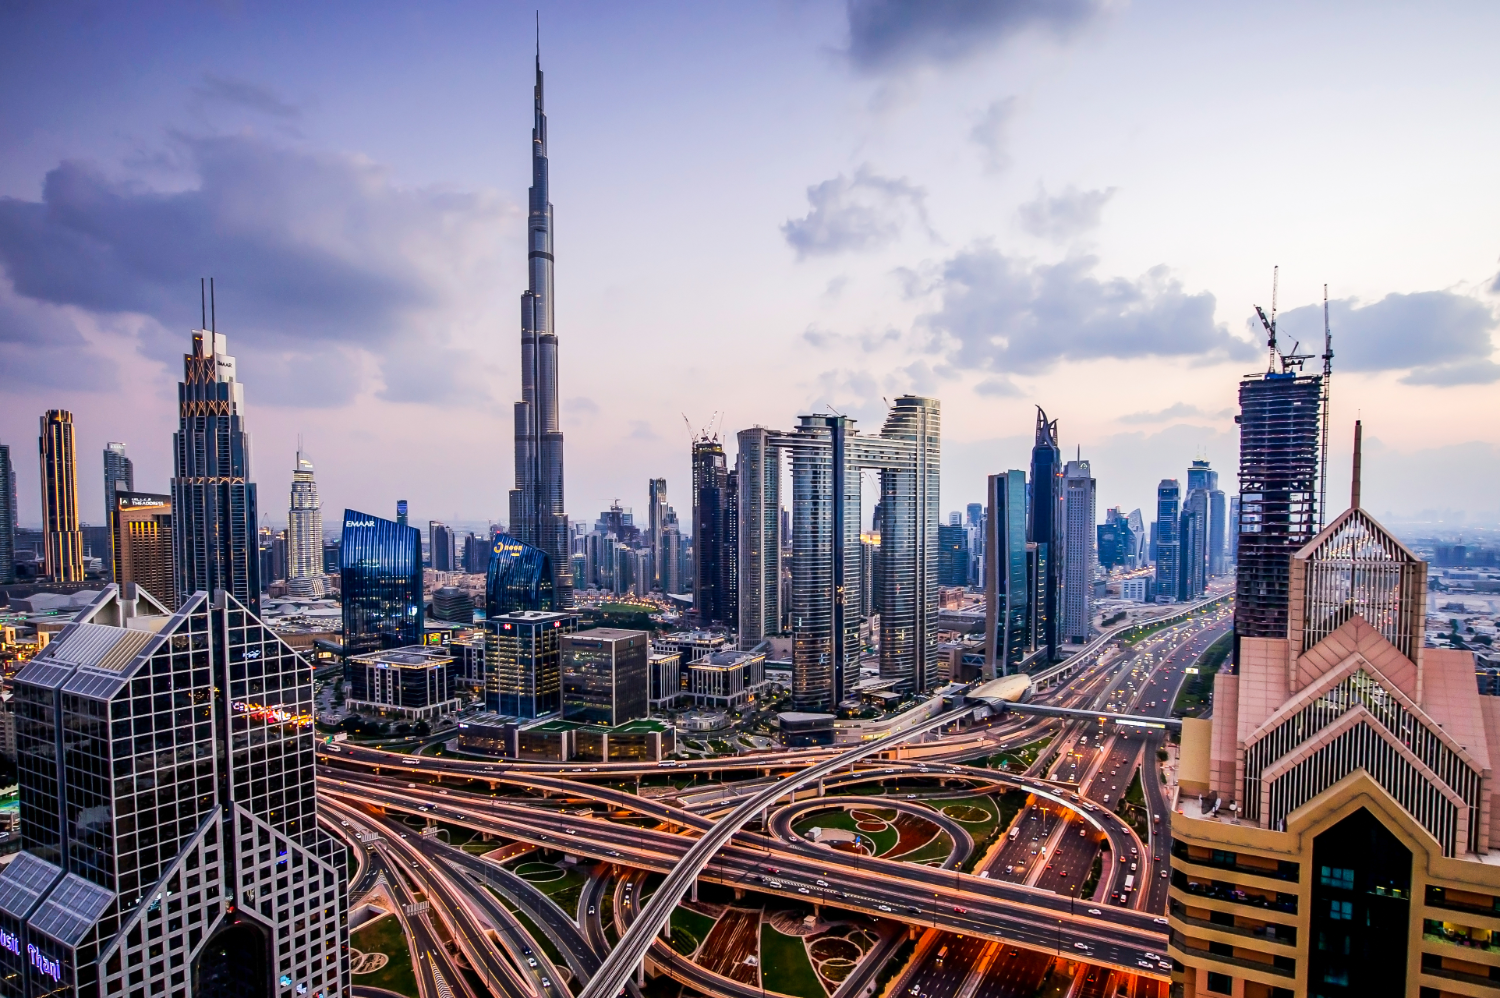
[1320,866,1354,890]
[1329,900,1352,921]
[1206,971,1233,995]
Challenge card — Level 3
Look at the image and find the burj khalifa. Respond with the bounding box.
[509,43,574,606]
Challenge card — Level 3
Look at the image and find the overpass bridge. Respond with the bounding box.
[1026,591,1231,691]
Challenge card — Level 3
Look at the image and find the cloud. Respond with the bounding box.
[0,133,512,406]
[782,166,932,259]
[923,245,1258,374]
[193,74,302,119]
[1275,290,1498,384]
[0,280,118,392]
[566,396,601,417]
[1117,402,1229,425]
[844,0,1106,74]
[628,420,659,440]
[1017,185,1116,241]
[974,376,1020,397]
[970,98,1018,173]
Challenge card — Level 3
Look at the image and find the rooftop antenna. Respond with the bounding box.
[210,277,216,333]
[1317,284,1334,530]
[200,278,206,330]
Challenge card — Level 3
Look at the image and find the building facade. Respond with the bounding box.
[286,451,323,598]
[1029,408,1062,660]
[561,628,649,726]
[101,442,133,547]
[648,478,668,590]
[736,428,782,647]
[39,410,84,583]
[344,645,459,720]
[485,610,577,718]
[688,649,768,710]
[1060,457,1096,643]
[984,470,1029,679]
[485,532,555,619]
[0,443,13,584]
[171,331,260,613]
[339,508,423,655]
[1,584,347,998]
[691,437,735,626]
[508,49,574,608]
[1170,483,1492,998]
[937,523,969,587]
[1155,479,1182,601]
[428,522,455,572]
[111,493,174,610]
[1179,487,1209,600]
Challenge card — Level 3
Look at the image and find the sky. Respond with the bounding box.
[2,0,1498,535]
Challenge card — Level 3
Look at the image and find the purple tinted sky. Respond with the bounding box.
[2,1,1498,532]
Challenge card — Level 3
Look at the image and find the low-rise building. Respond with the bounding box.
[649,650,683,710]
[456,715,674,762]
[345,644,459,720]
[688,649,767,710]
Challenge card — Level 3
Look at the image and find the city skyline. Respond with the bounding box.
[1,3,1498,531]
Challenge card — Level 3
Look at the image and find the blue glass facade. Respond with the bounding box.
[341,508,422,655]
[485,532,554,619]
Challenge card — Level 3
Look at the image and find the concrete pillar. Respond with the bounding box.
[817,778,824,797]
[636,961,645,987]
[691,880,698,902]
[734,887,745,900]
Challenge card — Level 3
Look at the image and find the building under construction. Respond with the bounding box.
[1234,370,1323,641]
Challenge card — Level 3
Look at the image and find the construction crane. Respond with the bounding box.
[1254,266,1312,374]
[1317,284,1334,531]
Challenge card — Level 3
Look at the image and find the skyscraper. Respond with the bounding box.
[485,532,555,619]
[428,521,456,572]
[2,584,348,998]
[691,437,733,626]
[486,609,576,717]
[286,450,324,597]
[984,470,1028,678]
[340,508,423,654]
[172,329,261,613]
[1154,479,1180,600]
[39,410,84,583]
[936,523,969,586]
[508,44,573,608]
[648,478,668,589]
[1178,487,1208,600]
[1097,507,1130,570]
[112,492,174,608]
[1060,457,1096,643]
[736,428,782,647]
[102,441,133,543]
[1188,458,1228,576]
[0,443,14,585]
[1235,370,1322,642]
[1028,408,1061,660]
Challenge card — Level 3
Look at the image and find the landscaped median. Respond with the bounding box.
[349,913,420,998]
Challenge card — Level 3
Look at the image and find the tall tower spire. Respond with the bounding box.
[510,29,573,607]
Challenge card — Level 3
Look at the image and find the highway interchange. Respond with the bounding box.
[325,592,1231,998]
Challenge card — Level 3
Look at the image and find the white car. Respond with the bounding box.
[1073,943,1091,952]
[878,905,892,912]
[1087,908,1102,916]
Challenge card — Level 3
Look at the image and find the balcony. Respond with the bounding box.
[1172,841,1299,882]
[1424,919,1500,955]
[1170,929,1295,979]
[1171,900,1297,946]
[1420,952,1500,989]
[1172,871,1298,914]
[1427,885,1500,919]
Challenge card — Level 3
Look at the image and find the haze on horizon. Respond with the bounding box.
[2,1,1497,533]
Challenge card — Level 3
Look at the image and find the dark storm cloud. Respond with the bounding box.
[1017,185,1116,241]
[1275,290,1498,385]
[924,245,1257,374]
[782,166,932,259]
[845,0,1106,74]
[0,285,117,392]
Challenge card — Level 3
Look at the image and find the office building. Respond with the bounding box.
[111,493,174,609]
[428,521,456,572]
[345,645,458,720]
[688,649,768,710]
[1060,457,1096,643]
[1235,371,1323,643]
[486,532,555,619]
[1126,508,1146,568]
[2,583,348,998]
[648,651,683,710]
[984,470,1029,678]
[431,586,475,624]
[1170,458,1490,998]
[286,451,323,598]
[38,410,84,583]
[737,428,782,647]
[171,329,261,612]
[101,442,133,546]
[1120,577,1148,602]
[691,436,735,626]
[937,523,969,586]
[486,610,577,718]
[767,396,940,709]
[462,532,489,574]
[1029,408,1061,660]
[1178,487,1209,600]
[653,631,728,671]
[507,48,574,609]
[562,628,649,726]
[648,478,668,589]
[1189,458,1228,577]
[396,499,408,527]
[340,507,423,655]
[1155,479,1182,601]
[0,443,14,585]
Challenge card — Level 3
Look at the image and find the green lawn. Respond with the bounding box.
[933,795,1000,842]
[520,863,588,919]
[978,736,1052,772]
[1173,632,1230,718]
[351,914,420,998]
[760,925,826,998]
[894,830,954,866]
[791,807,897,855]
[668,906,718,956]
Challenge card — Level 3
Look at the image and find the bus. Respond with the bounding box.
[936,946,949,966]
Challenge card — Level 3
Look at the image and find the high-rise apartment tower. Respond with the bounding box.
[1060,457,1096,643]
[39,410,84,583]
[1028,408,1061,659]
[286,450,323,597]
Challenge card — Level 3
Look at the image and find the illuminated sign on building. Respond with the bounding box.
[344,520,376,529]
[0,929,17,955]
[28,944,61,983]
[232,701,313,726]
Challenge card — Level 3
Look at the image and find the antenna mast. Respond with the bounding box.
[1317,284,1334,530]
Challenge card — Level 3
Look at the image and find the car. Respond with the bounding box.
[1137,960,1153,969]
[878,905,893,912]
[816,880,828,887]
[418,805,430,812]
[1073,943,1091,952]
[953,906,967,914]
[1143,952,1160,961]
[1159,961,1172,970]
[797,887,810,894]
[1130,847,1138,855]
[906,794,917,799]
[1153,917,1168,925]
[607,850,620,857]
[1119,855,1128,864]
[978,871,989,879]
[1102,795,1110,803]
[588,907,596,915]
[1161,869,1168,878]
[767,866,780,873]
[909,988,920,996]
[1087,908,1102,916]
[541,979,552,989]
[839,891,850,898]
[527,958,538,968]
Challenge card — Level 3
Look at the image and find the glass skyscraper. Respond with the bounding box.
[486,611,576,718]
[1028,408,1061,660]
[484,532,554,620]
[340,508,422,655]
[171,330,260,613]
[39,410,84,583]
[984,470,1029,678]
[0,442,15,585]
[1060,457,1096,644]
[736,428,783,647]
[0,584,347,998]
[561,629,649,726]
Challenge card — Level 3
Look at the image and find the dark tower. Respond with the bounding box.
[691,436,732,626]
[1028,408,1061,660]
[509,37,574,607]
